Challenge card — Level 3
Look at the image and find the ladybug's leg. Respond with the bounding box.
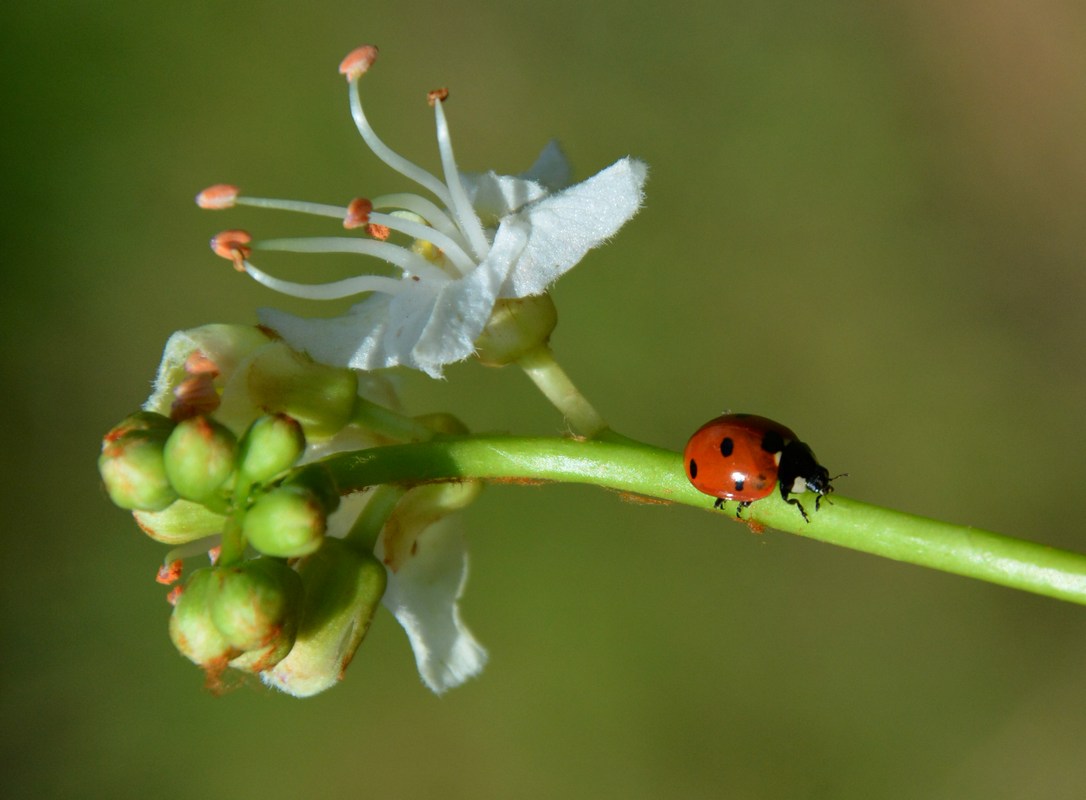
[713,498,726,511]
[735,500,752,519]
[785,497,810,523]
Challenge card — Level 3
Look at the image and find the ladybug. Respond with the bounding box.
[683,413,837,522]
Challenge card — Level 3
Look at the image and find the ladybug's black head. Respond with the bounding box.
[777,440,837,515]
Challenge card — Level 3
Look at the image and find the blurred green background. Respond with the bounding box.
[5,0,1086,797]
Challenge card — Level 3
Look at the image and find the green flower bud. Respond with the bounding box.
[236,414,306,487]
[243,343,359,439]
[208,558,303,652]
[168,568,236,667]
[474,294,558,367]
[98,418,178,512]
[163,416,237,505]
[132,499,227,545]
[243,486,327,558]
[260,538,387,697]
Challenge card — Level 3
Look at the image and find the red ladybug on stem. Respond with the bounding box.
[683,413,839,522]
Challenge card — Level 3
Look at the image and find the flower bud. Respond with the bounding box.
[474,294,558,367]
[168,568,236,667]
[243,486,327,558]
[163,416,237,505]
[99,414,178,511]
[208,557,303,652]
[132,500,227,545]
[242,343,359,440]
[236,414,306,487]
[261,539,387,697]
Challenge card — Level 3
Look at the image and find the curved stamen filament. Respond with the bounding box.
[236,196,347,219]
[431,98,491,261]
[256,237,452,283]
[368,212,473,275]
[348,79,453,209]
[373,193,460,240]
[243,260,408,300]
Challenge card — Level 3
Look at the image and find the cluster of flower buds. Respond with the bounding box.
[97,324,486,696]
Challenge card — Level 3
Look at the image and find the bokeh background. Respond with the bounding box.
[5,1,1086,797]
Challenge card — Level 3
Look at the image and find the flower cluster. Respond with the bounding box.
[100,44,648,697]
[99,324,486,695]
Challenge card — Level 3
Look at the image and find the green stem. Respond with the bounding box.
[350,395,438,442]
[517,346,608,438]
[310,434,1086,606]
[345,484,406,553]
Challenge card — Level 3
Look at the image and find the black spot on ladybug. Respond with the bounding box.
[688,458,698,479]
[719,437,734,457]
[760,429,784,454]
[733,478,745,492]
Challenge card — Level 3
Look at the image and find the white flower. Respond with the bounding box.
[199,45,647,378]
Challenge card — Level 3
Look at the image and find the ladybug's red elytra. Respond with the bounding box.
[683,413,838,522]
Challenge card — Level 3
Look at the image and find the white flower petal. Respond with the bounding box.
[411,218,528,365]
[377,517,488,694]
[259,221,532,377]
[501,157,648,298]
[258,280,439,376]
[461,171,549,219]
[460,141,571,218]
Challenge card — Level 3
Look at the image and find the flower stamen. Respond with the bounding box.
[343,198,374,229]
[210,230,252,271]
[195,184,239,209]
[430,91,491,261]
[255,237,451,283]
[344,62,452,208]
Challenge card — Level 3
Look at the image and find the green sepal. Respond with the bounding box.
[243,343,359,440]
[474,294,558,367]
[132,500,226,545]
[260,538,387,697]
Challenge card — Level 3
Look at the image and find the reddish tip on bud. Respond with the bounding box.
[427,88,449,107]
[196,184,239,209]
[166,585,184,606]
[339,46,379,81]
[343,197,373,230]
[157,560,184,585]
[184,350,220,378]
[171,374,220,421]
[367,223,391,241]
[208,545,222,565]
[210,230,252,271]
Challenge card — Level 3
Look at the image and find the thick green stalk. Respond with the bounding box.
[312,435,1086,606]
